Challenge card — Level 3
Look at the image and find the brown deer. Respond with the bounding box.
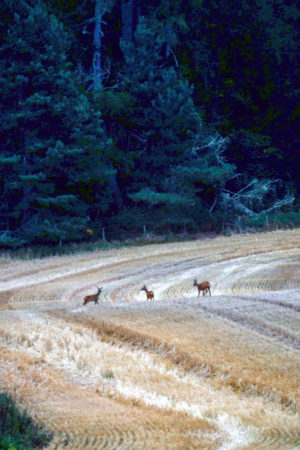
[193,279,211,297]
[141,285,154,300]
[83,286,103,306]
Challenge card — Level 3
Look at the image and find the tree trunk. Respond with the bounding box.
[109,172,123,210]
[164,20,172,60]
[93,0,103,91]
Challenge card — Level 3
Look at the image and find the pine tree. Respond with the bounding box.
[119,19,200,185]
[118,19,236,231]
[0,0,113,246]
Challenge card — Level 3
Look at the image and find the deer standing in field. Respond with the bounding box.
[83,286,103,306]
[193,279,211,297]
[141,285,154,300]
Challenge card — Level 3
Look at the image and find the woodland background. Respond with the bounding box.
[1,0,300,247]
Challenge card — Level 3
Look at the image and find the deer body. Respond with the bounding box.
[193,279,211,297]
[83,287,103,306]
[141,285,154,300]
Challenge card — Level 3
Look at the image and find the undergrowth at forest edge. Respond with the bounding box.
[0,393,52,450]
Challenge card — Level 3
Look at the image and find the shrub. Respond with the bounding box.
[0,393,52,449]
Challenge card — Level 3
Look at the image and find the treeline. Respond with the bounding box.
[0,0,299,247]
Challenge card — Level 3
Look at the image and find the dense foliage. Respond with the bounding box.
[0,393,52,449]
[0,0,299,246]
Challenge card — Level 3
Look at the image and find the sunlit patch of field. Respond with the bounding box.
[1,229,300,448]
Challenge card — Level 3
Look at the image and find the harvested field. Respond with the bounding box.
[0,229,300,449]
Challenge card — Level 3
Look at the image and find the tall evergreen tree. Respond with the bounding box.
[0,0,113,246]
[119,19,199,186]
[116,19,236,231]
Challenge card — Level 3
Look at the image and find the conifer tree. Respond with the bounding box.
[0,0,113,246]
[119,19,199,186]
[118,19,236,231]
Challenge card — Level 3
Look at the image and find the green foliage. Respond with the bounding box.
[129,188,191,206]
[22,215,88,245]
[119,18,202,187]
[0,393,52,449]
[0,0,299,246]
[115,18,233,230]
[172,163,234,186]
[0,232,26,249]
[245,210,300,230]
[0,0,113,246]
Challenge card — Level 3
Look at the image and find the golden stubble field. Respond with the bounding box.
[0,230,300,449]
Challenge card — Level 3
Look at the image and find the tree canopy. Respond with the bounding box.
[0,0,298,246]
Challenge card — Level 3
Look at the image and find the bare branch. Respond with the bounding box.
[209,194,218,213]
[256,194,294,215]
[169,47,179,67]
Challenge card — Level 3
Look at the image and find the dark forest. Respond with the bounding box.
[1,0,299,247]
